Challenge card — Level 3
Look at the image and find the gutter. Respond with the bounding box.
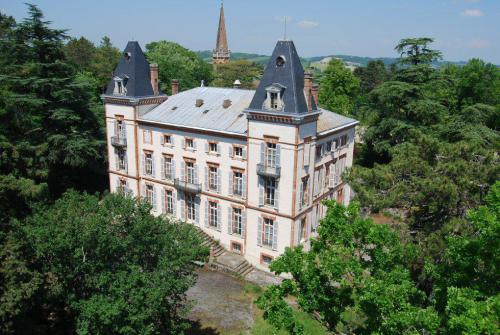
[317,120,360,137]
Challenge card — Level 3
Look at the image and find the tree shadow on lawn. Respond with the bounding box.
[185,319,221,335]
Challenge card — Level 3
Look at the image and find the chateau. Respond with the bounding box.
[103,7,358,271]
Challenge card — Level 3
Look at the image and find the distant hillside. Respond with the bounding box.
[196,50,474,69]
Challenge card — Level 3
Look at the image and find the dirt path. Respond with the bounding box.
[186,268,255,335]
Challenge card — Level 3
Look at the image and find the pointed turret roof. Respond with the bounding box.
[215,3,229,53]
[248,40,315,115]
[105,41,154,97]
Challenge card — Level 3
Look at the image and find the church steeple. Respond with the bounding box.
[213,1,230,65]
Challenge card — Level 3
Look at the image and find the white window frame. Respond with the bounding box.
[263,218,274,248]
[145,153,153,176]
[264,178,276,207]
[209,201,218,227]
[186,193,196,221]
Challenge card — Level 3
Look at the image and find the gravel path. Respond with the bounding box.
[186,268,255,335]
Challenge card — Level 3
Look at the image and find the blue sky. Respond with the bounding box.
[1,0,499,63]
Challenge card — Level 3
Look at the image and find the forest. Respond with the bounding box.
[0,4,498,335]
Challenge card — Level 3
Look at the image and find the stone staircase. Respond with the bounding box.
[195,228,254,277]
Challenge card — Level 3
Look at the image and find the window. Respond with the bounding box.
[164,189,174,214]
[185,138,194,149]
[332,138,339,150]
[300,177,309,207]
[144,153,153,176]
[209,142,218,153]
[117,150,126,171]
[115,120,125,138]
[186,193,196,221]
[163,134,172,145]
[266,143,277,167]
[231,242,242,254]
[326,141,332,152]
[300,218,307,242]
[261,254,274,266]
[263,218,274,248]
[234,146,243,158]
[186,162,195,184]
[232,208,243,235]
[340,134,348,147]
[233,171,243,196]
[163,156,173,180]
[264,178,276,206]
[270,92,278,109]
[143,130,152,144]
[315,144,322,160]
[208,166,218,191]
[145,184,154,206]
[209,201,218,227]
[324,163,331,188]
[276,56,285,67]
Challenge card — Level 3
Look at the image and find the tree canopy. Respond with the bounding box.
[145,40,213,94]
[212,60,262,89]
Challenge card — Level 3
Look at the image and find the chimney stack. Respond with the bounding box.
[223,99,232,108]
[311,83,319,106]
[304,71,313,112]
[233,79,241,89]
[171,79,179,95]
[150,63,159,95]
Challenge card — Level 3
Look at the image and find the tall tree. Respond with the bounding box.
[64,36,96,71]
[145,40,213,94]
[4,191,207,334]
[395,37,442,66]
[212,60,262,89]
[90,36,121,91]
[318,58,360,116]
[354,60,389,96]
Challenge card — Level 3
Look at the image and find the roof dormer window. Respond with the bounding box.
[264,83,285,111]
[276,55,286,67]
[124,52,131,62]
[113,76,128,96]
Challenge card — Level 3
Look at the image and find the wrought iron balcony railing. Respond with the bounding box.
[256,163,281,178]
[111,136,127,147]
[174,178,202,194]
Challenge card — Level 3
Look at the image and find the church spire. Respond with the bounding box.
[213,1,230,65]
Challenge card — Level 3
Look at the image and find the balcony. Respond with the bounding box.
[174,178,202,194]
[256,163,281,178]
[111,136,127,147]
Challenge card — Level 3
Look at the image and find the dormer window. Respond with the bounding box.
[124,52,131,62]
[276,55,286,67]
[264,83,285,111]
[113,76,128,96]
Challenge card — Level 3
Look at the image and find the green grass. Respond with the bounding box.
[251,310,328,335]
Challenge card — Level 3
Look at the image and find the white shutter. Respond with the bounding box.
[227,207,233,234]
[216,143,221,155]
[228,171,233,195]
[216,168,221,193]
[152,186,157,211]
[205,141,209,153]
[242,147,247,160]
[171,159,176,180]
[160,157,165,179]
[257,217,263,246]
[204,166,209,190]
[180,161,185,182]
[258,177,264,206]
[229,146,233,158]
[204,200,209,228]
[151,155,156,178]
[329,165,335,188]
[217,204,221,231]
[242,174,247,199]
[260,142,266,164]
[179,192,185,220]
[113,120,118,136]
[161,188,166,214]
[272,221,278,251]
[141,154,145,176]
[182,138,186,149]
[193,140,197,151]
[160,134,164,145]
[172,191,177,216]
[241,210,246,238]
[171,136,175,147]
[194,164,199,184]
[195,197,200,225]
[276,145,281,167]
[299,181,304,209]
[274,180,279,211]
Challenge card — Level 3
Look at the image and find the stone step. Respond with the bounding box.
[240,265,254,277]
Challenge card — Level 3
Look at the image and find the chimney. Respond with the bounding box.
[304,71,313,112]
[195,99,204,107]
[233,79,241,89]
[223,99,232,108]
[311,83,319,106]
[150,63,159,95]
[171,79,179,95]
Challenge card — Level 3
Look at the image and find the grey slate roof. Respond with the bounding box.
[248,40,313,114]
[317,109,358,134]
[140,86,357,136]
[140,87,254,135]
[105,41,155,97]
